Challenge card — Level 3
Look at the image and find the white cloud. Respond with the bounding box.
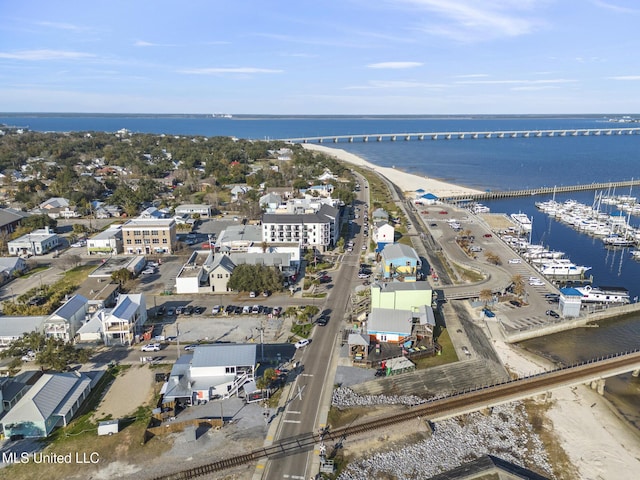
[134,40,179,48]
[397,0,545,42]
[35,21,91,32]
[454,73,489,78]
[455,78,575,86]
[608,75,640,80]
[345,80,447,89]
[178,67,283,74]
[590,0,640,14]
[0,49,95,61]
[367,61,423,69]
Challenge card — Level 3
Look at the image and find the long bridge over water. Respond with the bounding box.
[281,127,640,144]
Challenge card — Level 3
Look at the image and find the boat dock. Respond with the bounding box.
[446,179,640,203]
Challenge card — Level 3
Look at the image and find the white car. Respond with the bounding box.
[508,258,522,264]
[529,280,545,286]
[361,245,367,250]
[294,339,310,349]
[141,343,160,352]
[212,305,222,314]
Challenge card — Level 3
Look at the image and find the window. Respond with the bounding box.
[143,230,150,236]
[135,239,142,245]
[225,366,236,374]
[151,230,159,235]
[217,274,223,279]
[126,239,132,245]
[162,238,168,244]
[152,238,159,244]
[133,230,141,236]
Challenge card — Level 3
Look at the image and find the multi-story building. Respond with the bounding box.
[100,293,147,346]
[121,218,176,255]
[261,204,339,251]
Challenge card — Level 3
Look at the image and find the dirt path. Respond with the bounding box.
[94,365,155,419]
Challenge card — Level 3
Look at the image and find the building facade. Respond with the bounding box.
[121,218,177,255]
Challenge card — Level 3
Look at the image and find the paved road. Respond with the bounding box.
[262,172,368,480]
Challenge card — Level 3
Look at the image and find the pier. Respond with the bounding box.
[280,127,640,144]
[444,179,640,202]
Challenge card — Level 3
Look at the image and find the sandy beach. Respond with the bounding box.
[309,141,640,478]
[302,143,483,198]
[490,336,640,479]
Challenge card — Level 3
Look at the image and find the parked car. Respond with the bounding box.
[319,275,331,283]
[193,306,204,315]
[262,291,271,297]
[184,344,198,351]
[212,305,222,315]
[294,339,310,349]
[546,310,560,318]
[234,306,243,315]
[249,291,257,298]
[251,305,260,314]
[272,306,282,316]
[175,306,184,315]
[166,307,176,316]
[482,308,496,318]
[242,305,251,314]
[141,343,161,352]
[183,305,194,315]
[358,272,369,279]
[508,258,522,264]
[509,300,522,307]
[483,233,493,238]
[156,306,166,316]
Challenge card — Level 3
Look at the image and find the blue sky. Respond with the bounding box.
[2,0,640,114]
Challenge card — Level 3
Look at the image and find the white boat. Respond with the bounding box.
[603,235,635,247]
[574,285,630,304]
[510,212,532,232]
[538,262,592,276]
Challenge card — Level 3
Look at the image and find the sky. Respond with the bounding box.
[1,0,640,115]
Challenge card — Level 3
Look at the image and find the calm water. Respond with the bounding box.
[3,114,639,408]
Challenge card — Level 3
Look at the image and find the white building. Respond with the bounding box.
[261,204,340,251]
[215,225,263,252]
[163,344,256,403]
[101,293,147,346]
[87,225,123,255]
[0,316,46,348]
[175,204,212,218]
[43,294,89,341]
[374,221,395,245]
[7,227,60,257]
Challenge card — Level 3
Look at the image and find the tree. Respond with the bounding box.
[0,331,90,371]
[112,268,133,285]
[479,289,493,306]
[511,274,526,298]
[227,264,283,293]
[484,252,502,265]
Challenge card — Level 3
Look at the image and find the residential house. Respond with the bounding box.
[207,254,236,293]
[229,185,252,201]
[372,208,390,223]
[86,224,123,255]
[101,293,147,346]
[139,206,168,219]
[367,305,435,347]
[1,371,92,438]
[73,277,120,313]
[0,371,41,413]
[373,221,395,250]
[0,316,46,348]
[175,204,212,218]
[0,256,28,281]
[259,193,283,212]
[7,227,60,257]
[121,218,177,255]
[380,243,421,281]
[43,294,89,341]
[163,344,256,403]
[39,197,70,210]
[0,208,30,235]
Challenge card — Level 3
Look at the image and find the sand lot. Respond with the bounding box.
[94,365,155,419]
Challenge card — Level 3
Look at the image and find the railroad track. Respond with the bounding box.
[151,349,640,480]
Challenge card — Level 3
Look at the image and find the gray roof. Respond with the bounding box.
[111,294,143,320]
[192,344,256,368]
[216,224,262,245]
[0,208,30,228]
[0,257,25,270]
[262,203,339,225]
[0,316,46,338]
[367,308,413,336]
[347,333,370,346]
[229,252,291,267]
[209,254,236,273]
[1,372,91,428]
[89,225,122,241]
[51,294,87,321]
[381,243,420,262]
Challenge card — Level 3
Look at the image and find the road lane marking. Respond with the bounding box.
[286,410,301,414]
[282,420,301,424]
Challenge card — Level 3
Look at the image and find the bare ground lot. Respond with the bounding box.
[93,365,155,420]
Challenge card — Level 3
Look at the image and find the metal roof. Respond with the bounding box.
[368,308,413,336]
[192,344,256,368]
[52,294,88,321]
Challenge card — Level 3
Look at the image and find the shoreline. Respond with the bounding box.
[301,143,483,198]
[309,141,640,478]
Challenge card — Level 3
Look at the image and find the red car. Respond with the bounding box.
[483,233,493,238]
[439,211,448,215]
